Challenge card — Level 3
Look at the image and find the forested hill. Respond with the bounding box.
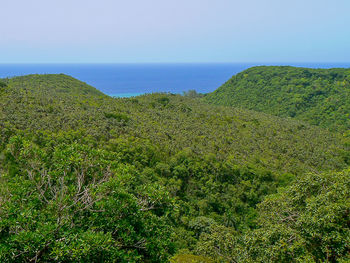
[0,74,349,262]
[1,74,105,98]
[204,66,350,132]
[0,74,346,174]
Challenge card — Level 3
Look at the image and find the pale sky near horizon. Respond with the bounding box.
[1,0,350,63]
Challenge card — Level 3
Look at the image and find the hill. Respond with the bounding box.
[1,73,105,97]
[0,74,346,174]
[204,66,350,132]
[0,74,348,262]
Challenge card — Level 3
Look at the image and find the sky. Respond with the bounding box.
[1,0,350,63]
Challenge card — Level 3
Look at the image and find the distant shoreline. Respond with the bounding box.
[110,92,145,98]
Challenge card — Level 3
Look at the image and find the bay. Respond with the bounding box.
[0,63,349,97]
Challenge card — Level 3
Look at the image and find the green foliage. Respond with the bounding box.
[190,169,350,263]
[157,96,170,106]
[0,73,348,262]
[246,169,350,262]
[205,66,350,132]
[0,80,7,95]
[0,134,173,262]
[189,217,216,235]
[1,74,345,174]
[183,89,204,98]
[194,224,238,263]
[104,112,130,122]
[170,254,214,263]
[0,80,7,88]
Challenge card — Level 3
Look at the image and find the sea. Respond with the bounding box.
[0,63,349,97]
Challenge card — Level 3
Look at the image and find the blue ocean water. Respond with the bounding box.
[0,63,349,97]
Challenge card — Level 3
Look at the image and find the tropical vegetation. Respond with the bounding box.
[0,72,348,262]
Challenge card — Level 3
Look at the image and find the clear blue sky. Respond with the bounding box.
[2,0,350,63]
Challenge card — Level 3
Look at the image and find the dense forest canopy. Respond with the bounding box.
[0,73,349,262]
[204,66,350,132]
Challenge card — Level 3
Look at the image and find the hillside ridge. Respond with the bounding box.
[204,66,350,132]
[0,73,348,262]
[2,73,106,97]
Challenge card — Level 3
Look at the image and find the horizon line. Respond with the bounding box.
[1,61,350,65]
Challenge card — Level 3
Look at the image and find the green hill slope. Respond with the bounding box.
[2,74,105,98]
[0,74,346,174]
[0,74,348,262]
[204,66,350,132]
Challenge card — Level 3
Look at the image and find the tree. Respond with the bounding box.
[243,169,350,262]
